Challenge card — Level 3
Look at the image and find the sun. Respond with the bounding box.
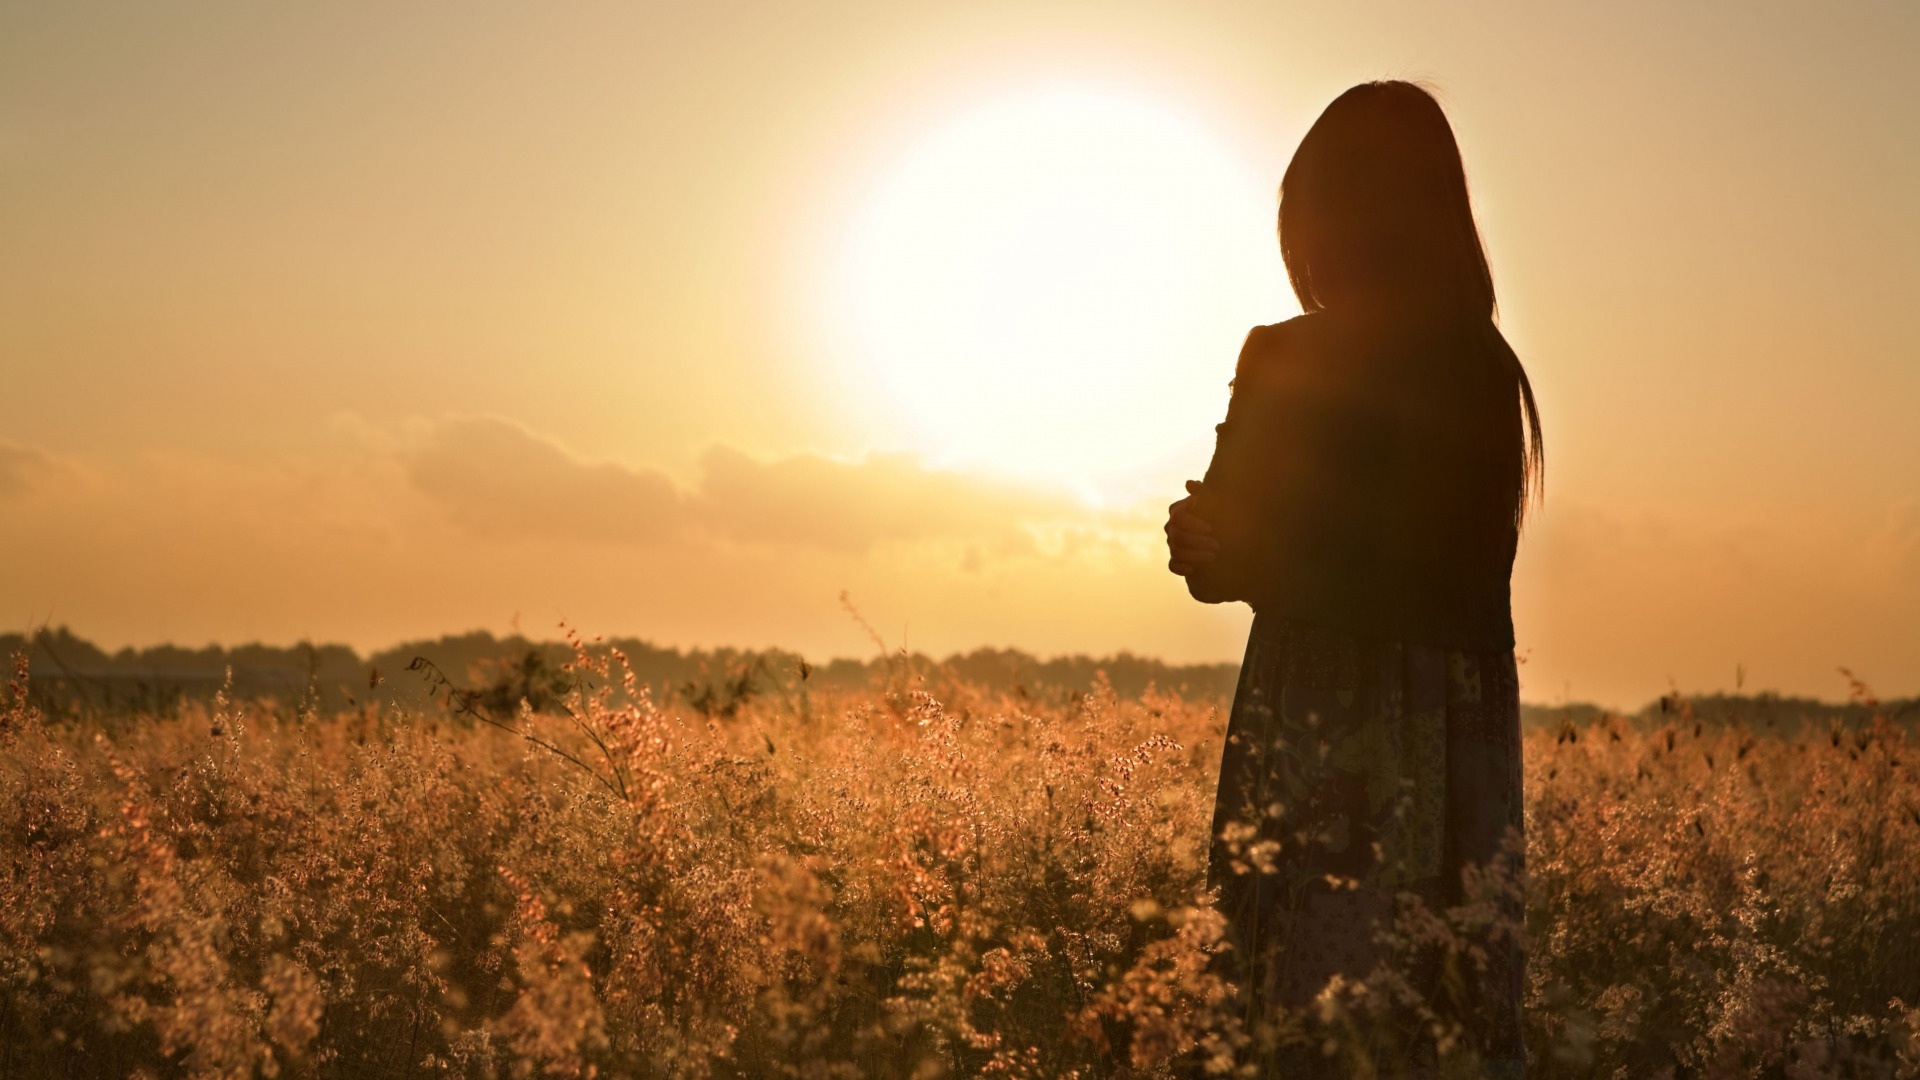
[831,86,1291,498]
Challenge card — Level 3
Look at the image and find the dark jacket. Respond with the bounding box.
[1184,310,1522,652]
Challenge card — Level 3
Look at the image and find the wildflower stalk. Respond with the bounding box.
[406,654,630,803]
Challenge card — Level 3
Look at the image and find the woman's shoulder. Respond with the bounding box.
[1233,313,1333,390]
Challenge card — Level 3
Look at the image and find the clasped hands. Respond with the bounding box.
[1164,479,1218,577]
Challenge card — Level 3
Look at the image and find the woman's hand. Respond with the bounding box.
[1165,480,1220,577]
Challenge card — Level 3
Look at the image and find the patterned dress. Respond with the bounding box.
[1208,613,1526,1077]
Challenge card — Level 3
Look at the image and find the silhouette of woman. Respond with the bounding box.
[1166,81,1541,1077]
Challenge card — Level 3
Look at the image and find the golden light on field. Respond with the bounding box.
[830,86,1292,495]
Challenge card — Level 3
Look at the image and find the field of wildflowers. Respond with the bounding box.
[3,641,1918,1079]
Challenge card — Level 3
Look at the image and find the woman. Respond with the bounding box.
[1166,81,1541,1077]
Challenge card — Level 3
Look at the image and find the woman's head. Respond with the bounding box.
[1280,81,1493,316]
[1282,81,1544,523]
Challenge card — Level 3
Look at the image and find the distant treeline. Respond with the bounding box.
[1515,691,1917,737]
[0,625,1242,719]
[5,625,1911,733]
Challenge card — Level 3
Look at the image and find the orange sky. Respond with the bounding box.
[2,1,1916,707]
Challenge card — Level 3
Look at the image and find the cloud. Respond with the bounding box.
[692,445,1074,551]
[407,417,687,543]
[405,416,1092,552]
[8,421,1919,702]
[0,441,80,500]
[1509,499,1920,707]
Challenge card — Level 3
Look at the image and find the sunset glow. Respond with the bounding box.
[1,2,1915,705]
[833,87,1290,494]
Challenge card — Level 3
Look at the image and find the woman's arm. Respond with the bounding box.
[1173,317,1340,605]
[1172,322,1307,605]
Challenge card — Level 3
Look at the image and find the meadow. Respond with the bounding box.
[3,640,1918,1079]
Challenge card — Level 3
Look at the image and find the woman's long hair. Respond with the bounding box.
[1280,80,1544,526]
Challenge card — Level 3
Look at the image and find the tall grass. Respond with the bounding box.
[2,644,1917,1078]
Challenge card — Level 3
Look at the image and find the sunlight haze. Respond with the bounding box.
[828,86,1290,494]
[1,0,1916,707]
